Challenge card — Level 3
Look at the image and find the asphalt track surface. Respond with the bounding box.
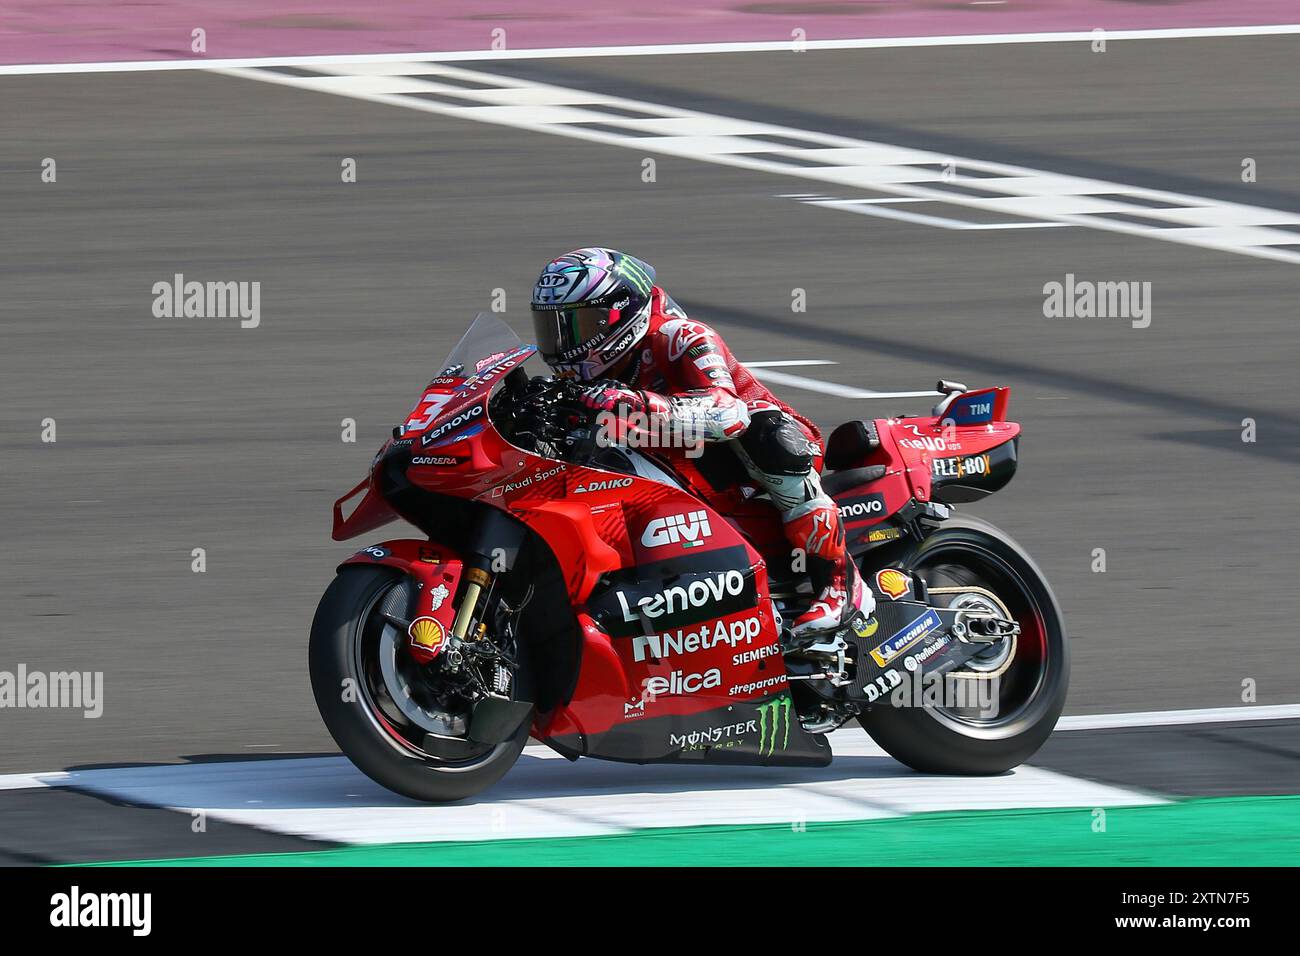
[2,34,1299,785]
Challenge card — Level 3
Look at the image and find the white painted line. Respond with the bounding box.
[1058,703,1300,731]
[28,727,1160,845]
[216,62,1300,265]
[752,367,944,400]
[746,360,838,368]
[802,197,1076,231]
[4,24,1300,75]
[0,770,70,791]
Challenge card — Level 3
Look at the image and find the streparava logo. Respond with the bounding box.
[757,695,792,756]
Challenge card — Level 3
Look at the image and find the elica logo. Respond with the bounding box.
[642,510,712,549]
[574,477,634,494]
[616,569,745,624]
[644,668,722,697]
[838,495,884,521]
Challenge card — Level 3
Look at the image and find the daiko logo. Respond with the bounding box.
[642,510,712,549]
[574,477,634,494]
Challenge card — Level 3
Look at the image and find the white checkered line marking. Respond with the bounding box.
[786,195,1078,231]
[0,728,1162,845]
[221,61,1300,264]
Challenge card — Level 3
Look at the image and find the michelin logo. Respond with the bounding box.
[869,608,942,668]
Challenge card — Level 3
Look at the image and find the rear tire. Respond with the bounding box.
[857,515,1069,774]
[309,566,529,802]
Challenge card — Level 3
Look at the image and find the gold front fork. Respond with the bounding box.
[451,566,492,639]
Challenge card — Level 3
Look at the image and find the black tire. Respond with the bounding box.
[309,566,529,802]
[857,515,1070,774]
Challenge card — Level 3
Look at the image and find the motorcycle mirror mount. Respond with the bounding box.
[932,379,969,417]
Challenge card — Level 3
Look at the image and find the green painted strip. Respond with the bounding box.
[80,796,1300,867]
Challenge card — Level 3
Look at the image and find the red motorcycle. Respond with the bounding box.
[310,314,1069,801]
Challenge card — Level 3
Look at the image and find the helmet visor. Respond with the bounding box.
[531,306,610,364]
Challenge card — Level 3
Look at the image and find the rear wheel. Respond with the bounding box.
[857,515,1069,774]
[309,566,529,802]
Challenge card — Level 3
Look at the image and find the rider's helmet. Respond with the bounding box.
[530,247,656,380]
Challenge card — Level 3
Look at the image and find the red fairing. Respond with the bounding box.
[813,389,1021,544]
[332,477,399,542]
[532,510,788,741]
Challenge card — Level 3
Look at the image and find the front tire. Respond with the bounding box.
[309,566,529,802]
[857,515,1070,774]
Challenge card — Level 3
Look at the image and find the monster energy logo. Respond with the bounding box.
[614,258,653,294]
[756,695,792,756]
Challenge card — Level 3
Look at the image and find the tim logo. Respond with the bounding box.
[642,510,713,549]
[948,392,995,424]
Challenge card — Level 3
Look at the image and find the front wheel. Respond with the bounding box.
[857,515,1070,774]
[309,566,529,802]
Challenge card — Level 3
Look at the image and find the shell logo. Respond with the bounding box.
[875,568,911,601]
[408,616,446,654]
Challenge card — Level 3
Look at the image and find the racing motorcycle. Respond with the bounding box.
[310,313,1069,801]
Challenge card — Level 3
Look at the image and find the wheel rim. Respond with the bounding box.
[907,540,1055,738]
[350,581,510,770]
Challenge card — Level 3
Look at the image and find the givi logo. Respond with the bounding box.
[642,510,712,549]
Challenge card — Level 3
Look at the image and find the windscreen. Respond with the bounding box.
[438,312,526,377]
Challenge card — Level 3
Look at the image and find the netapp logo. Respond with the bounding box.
[631,615,762,662]
[616,570,745,624]
[838,494,884,521]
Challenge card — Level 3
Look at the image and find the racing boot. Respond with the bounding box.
[784,497,875,640]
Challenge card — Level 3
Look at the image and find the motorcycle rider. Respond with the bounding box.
[530,247,874,638]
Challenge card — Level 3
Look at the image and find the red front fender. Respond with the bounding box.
[339,539,466,663]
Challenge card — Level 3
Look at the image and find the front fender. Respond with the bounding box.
[339,539,463,575]
[340,540,466,661]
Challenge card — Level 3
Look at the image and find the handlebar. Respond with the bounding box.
[497,374,600,463]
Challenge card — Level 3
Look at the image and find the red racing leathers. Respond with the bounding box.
[578,288,871,636]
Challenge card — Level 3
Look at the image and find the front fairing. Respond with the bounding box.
[333,314,537,540]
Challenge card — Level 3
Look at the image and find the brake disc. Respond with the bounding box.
[378,622,468,737]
